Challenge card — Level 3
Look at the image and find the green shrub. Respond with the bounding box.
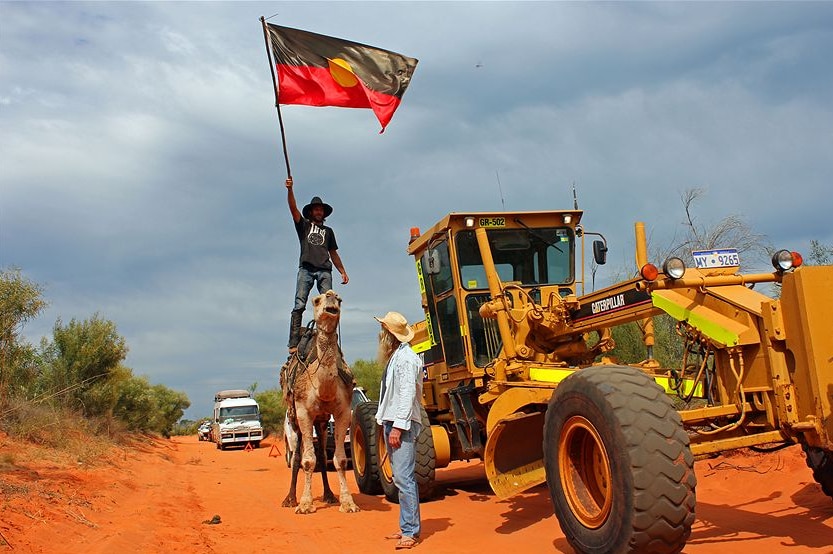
[352,358,383,400]
[255,388,286,437]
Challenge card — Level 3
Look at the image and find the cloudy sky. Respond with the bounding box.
[2,2,831,419]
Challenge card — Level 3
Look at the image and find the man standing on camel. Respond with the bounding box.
[285,177,349,353]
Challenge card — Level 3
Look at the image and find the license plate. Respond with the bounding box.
[478,217,506,228]
[692,248,740,269]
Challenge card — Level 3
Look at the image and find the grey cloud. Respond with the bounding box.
[2,2,831,418]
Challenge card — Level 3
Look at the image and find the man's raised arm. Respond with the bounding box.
[286,177,301,223]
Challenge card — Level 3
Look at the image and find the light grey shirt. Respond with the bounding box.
[375,342,423,431]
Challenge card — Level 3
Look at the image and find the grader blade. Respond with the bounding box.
[484,411,546,499]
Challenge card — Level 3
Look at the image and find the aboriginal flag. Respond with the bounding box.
[266,24,418,132]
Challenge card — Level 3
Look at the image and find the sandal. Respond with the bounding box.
[385,532,402,540]
[395,536,418,550]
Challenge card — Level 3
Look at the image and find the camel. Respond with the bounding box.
[280,289,359,514]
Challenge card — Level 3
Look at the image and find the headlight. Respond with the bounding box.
[662,257,686,280]
[772,250,802,272]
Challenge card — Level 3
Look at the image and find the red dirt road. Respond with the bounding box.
[1,435,832,553]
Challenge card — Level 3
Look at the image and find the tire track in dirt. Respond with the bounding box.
[60,442,212,554]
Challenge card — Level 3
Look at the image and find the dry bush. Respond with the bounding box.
[0,398,65,445]
[0,451,16,470]
[0,398,116,465]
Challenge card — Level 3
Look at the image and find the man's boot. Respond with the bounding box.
[288,309,304,352]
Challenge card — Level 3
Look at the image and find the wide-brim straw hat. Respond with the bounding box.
[374,311,415,343]
[302,196,333,220]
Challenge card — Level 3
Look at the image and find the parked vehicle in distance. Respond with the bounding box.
[285,386,370,468]
[211,390,263,450]
[197,421,212,441]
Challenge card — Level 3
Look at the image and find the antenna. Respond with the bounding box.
[572,181,579,210]
[496,170,506,210]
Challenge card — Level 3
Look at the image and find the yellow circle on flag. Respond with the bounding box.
[327,58,359,88]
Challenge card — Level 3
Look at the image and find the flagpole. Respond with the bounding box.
[260,16,292,178]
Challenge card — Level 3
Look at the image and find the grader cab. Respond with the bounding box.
[351,209,833,554]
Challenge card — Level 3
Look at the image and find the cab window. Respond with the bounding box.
[429,241,454,294]
[456,228,573,290]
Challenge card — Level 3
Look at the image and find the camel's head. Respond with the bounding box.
[312,290,342,333]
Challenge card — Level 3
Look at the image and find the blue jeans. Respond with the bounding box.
[293,266,332,311]
[383,421,422,538]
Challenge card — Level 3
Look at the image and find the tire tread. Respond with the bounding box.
[352,401,382,495]
[544,365,696,554]
[802,444,833,499]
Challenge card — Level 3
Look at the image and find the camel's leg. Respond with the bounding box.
[295,409,317,514]
[315,419,338,504]
[332,409,360,513]
[281,432,302,507]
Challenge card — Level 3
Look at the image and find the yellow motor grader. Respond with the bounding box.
[350,209,833,554]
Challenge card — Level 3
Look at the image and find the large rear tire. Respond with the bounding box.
[351,401,383,495]
[544,365,696,554]
[802,444,833,499]
[378,405,436,503]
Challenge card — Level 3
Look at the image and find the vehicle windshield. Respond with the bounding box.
[456,227,573,289]
[219,406,259,418]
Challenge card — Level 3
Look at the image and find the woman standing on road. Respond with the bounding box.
[374,311,422,550]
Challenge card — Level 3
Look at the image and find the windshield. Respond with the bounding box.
[219,405,259,418]
[456,227,573,289]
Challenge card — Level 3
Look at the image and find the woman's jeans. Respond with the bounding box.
[383,421,422,538]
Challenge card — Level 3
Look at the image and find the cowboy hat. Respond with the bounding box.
[302,196,333,220]
[375,311,415,343]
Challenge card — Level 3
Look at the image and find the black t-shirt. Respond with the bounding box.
[295,218,338,271]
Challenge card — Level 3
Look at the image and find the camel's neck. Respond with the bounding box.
[315,329,340,371]
[316,329,338,348]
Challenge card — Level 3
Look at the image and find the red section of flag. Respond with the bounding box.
[275,65,403,130]
[267,24,417,132]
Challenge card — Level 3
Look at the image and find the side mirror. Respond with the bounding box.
[423,249,441,275]
[593,240,608,265]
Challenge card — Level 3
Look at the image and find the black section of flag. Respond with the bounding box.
[267,24,417,99]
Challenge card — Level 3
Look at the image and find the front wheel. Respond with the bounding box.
[378,405,436,503]
[544,365,696,554]
[802,444,833,499]
[352,401,382,495]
